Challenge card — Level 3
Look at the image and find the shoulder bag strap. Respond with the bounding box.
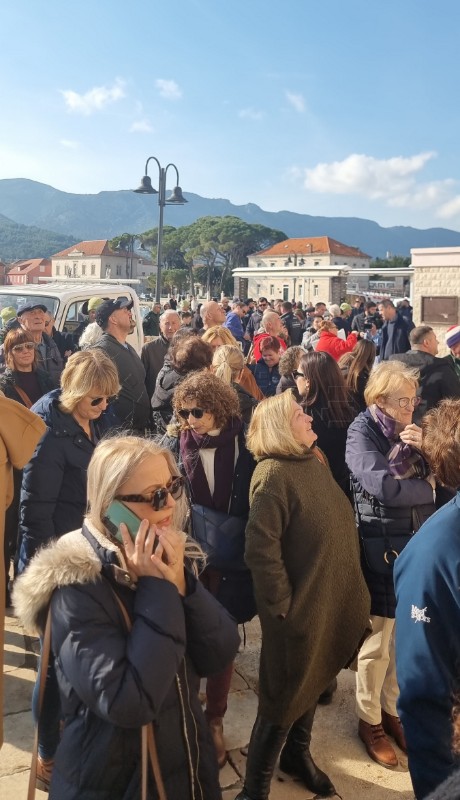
[109,586,168,800]
[27,605,52,800]
[14,384,33,408]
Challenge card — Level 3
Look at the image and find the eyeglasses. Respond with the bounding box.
[12,343,35,353]
[293,370,306,379]
[177,407,205,420]
[395,396,421,409]
[116,476,184,510]
[90,395,118,407]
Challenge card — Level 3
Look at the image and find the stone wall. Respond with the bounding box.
[412,264,460,355]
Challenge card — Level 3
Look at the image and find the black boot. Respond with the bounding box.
[234,715,288,800]
[279,706,335,796]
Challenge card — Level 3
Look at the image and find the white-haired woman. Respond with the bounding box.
[14,435,239,799]
[346,360,436,769]
[235,391,370,800]
[212,344,258,423]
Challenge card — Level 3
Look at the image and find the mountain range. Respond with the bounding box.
[1,178,460,260]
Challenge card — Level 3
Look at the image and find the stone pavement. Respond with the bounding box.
[1,611,414,799]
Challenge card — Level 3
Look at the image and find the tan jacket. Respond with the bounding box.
[0,395,45,748]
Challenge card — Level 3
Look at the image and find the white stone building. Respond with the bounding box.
[51,240,154,284]
[411,246,460,353]
[233,236,371,304]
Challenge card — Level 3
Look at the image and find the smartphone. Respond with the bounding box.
[103,500,142,544]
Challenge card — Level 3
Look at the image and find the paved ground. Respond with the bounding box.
[1,611,414,799]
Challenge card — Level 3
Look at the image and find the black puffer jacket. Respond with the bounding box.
[346,409,435,617]
[18,389,116,571]
[13,522,240,800]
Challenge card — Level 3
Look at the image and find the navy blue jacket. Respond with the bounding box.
[346,409,434,617]
[250,359,281,397]
[16,523,240,799]
[394,493,460,800]
[380,313,413,360]
[18,390,116,570]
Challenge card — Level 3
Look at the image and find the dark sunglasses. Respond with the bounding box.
[90,395,117,407]
[116,476,184,510]
[177,407,205,420]
[293,370,305,379]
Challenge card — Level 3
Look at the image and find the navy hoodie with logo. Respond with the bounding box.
[394,492,460,799]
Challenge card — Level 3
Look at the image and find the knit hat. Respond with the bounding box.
[445,325,460,349]
[0,306,17,324]
[340,302,352,312]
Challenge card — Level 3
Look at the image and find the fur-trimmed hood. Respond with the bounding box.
[13,521,123,636]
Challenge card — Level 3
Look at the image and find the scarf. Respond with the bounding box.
[370,404,429,480]
[179,417,243,512]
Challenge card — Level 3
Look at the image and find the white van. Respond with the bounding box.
[0,283,144,353]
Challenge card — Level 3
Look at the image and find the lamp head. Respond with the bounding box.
[133,175,158,194]
[166,185,187,204]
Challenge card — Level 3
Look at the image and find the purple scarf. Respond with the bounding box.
[180,417,243,512]
[370,404,428,480]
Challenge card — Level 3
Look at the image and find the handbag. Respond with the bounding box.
[190,504,247,571]
[28,589,167,800]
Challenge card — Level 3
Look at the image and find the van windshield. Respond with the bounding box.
[0,294,59,317]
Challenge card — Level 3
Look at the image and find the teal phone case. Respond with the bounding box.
[103,500,141,543]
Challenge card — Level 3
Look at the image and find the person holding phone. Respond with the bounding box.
[14,435,240,799]
[16,348,120,790]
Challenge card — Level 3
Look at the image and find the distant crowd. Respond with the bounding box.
[1,291,460,800]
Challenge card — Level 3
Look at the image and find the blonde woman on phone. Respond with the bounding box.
[14,435,239,799]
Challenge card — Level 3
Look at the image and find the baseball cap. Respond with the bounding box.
[17,302,48,316]
[340,303,352,312]
[96,297,133,328]
[88,296,104,312]
[0,306,17,324]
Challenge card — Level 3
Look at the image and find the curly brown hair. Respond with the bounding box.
[173,370,241,430]
[422,398,460,488]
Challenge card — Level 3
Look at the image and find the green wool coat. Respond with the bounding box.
[245,450,370,727]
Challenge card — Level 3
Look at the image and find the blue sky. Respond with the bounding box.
[2,0,460,231]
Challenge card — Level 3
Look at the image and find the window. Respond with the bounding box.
[116,265,122,276]
[314,260,320,266]
[283,285,289,301]
[270,284,274,296]
[56,265,60,276]
[91,264,96,276]
[82,264,86,276]
[270,262,275,268]
[313,285,319,297]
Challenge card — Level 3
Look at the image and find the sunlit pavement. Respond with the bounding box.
[1,612,414,799]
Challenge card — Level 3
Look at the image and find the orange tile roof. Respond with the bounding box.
[252,236,371,259]
[7,258,51,275]
[52,240,116,258]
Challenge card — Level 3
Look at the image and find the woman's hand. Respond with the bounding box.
[400,423,423,450]
[120,521,187,596]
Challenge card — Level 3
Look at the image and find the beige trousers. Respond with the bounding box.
[355,615,399,725]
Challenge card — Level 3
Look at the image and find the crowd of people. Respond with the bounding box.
[1,290,460,799]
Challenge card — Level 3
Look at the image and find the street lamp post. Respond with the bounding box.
[133,157,187,304]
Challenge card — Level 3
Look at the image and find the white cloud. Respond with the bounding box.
[437,195,460,219]
[61,79,125,115]
[59,139,79,149]
[304,152,436,199]
[129,120,153,133]
[238,107,265,121]
[155,79,182,100]
[285,91,305,113]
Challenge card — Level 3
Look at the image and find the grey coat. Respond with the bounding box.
[94,334,151,433]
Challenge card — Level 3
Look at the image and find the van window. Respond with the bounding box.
[62,301,87,332]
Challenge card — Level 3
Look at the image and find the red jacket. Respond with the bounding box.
[315,330,358,361]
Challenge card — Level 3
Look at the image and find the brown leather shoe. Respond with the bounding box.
[36,755,54,792]
[358,719,398,768]
[381,709,407,753]
[208,717,227,768]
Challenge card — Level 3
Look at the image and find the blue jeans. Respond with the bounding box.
[32,639,61,760]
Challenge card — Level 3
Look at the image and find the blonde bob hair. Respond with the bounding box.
[201,325,238,347]
[212,344,244,384]
[246,390,306,460]
[364,360,419,408]
[87,435,204,567]
[59,349,120,413]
